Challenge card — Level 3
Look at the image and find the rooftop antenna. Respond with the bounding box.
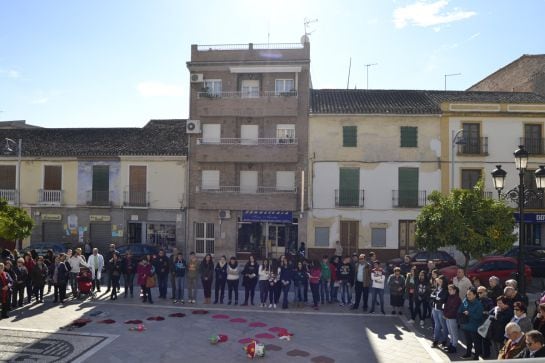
[347,57,352,89]
[444,73,461,91]
[302,17,318,44]
[365,63,378,89]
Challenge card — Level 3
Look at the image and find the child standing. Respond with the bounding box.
[368,261,385,314]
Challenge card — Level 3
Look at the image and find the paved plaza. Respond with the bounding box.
[0,289,454,363]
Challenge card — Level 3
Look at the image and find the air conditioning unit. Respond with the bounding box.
[190,73,204,83]
[218,210,231,219]
[186,120,201,134]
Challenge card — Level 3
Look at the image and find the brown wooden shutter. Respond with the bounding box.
[129,166,146,192]
[44,166,62,190]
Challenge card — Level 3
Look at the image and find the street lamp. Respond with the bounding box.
[491,145,545,296]
[451,129,465,189]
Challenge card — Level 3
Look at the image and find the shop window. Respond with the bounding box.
[315,227,329,247]
[195,222,214,254]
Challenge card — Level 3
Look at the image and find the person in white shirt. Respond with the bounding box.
[368,261,385,314]
[87,248,105,292]
[67,248,87,296]
[453,267,472,300]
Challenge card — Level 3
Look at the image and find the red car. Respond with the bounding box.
[439,256,532,286]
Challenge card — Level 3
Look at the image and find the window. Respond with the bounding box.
[43,165,62,190]
[240,171,258,193]
[524,124,543,154]
[203,79,222,96]
[202,124,221,144]
[92,165,109,204]
[276,171,295,191]
[201,170,220,191]
[276,124,295,143]
[241,125,258,145]
[338,168,360,206]
[275,79,295,95]
[399,220,416,254]
[400,126,418,147]
[195,222,214,254]
[128,165,147,206]
[241,80,259,98]
[462,123,481,154]
[314,227,330,247]
[0,165,16,189]
[147,223,176,249]
[461,169,481,189]
[342,126,357,147]
[398,167,419,207]
[371,228,386,247]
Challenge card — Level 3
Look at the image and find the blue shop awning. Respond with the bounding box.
[514,212,545,223]
[242,210,293,223]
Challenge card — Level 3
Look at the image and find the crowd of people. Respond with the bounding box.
[1,245,545,360]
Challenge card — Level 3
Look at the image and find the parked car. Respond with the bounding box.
[22,242,67,257]
[502,245,545,277]
[115,244,160,261]
[386,250,457,274]
[439,256,532,286]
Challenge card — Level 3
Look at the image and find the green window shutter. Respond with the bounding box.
[92,165,110,192]
[339,168,360,206]
[343,126,357,147]
[400,126,417,147]
[398,168,418,207]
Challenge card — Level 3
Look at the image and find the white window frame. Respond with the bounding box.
[275,79,295,95]
[276,124,295,143]
[195,222,215,254]
[42,164,63,190]
[241,80,259,98]
[276,171,295,191]
[201,170,220,191]
[203,79,222,96]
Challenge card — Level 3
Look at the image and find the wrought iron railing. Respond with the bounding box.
[197,43,304,51]
[197,90,298,99]
[458,137,488,155]
[335,189,365,208]
[86,190,112,206]
[199,185,297,194]
[197,138,297,145]
[520,138,545,155]
[124,191,149,207]
[39,189,63,204]
[392,190,427,208]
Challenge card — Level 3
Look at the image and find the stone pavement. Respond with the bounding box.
[0,290,454,363]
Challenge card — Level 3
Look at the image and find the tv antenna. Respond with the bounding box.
[365,63,378,89]
[303,17,318,40]
[444,73,461,91]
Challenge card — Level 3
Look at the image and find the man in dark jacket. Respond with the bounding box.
[12,258,28,307]
[352,253,371,311]
[104,243,118,293]
[515,330,545,358]
[154,249,170,299]
[489,296,514,357]
[338,256,354,306]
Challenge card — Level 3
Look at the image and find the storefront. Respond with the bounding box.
[514,212,545,246]
[127,221,177,250]
[237,210,298,259]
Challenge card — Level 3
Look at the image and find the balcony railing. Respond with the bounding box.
[197,137,297,145]
[197,90,298,99]
[197,43,304,51]
[199,185,297,194]
[335,189,365,208]
[38,189,63,205]
[457,137,488,155]
[86,190,112,206]
[0,189,16,204]
[124,191,150,207]
[520,138,545,155]
[392,190,427,208]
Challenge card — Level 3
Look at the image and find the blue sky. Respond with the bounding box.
[1,0,543,128]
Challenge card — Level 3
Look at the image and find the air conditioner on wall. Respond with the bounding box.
[190,73,204,83]
[218,210,231,219]
[186,120,201,134]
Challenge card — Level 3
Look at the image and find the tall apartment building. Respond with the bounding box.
[186,41,310,259]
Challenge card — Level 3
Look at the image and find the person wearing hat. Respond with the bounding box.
[351,253,371,311]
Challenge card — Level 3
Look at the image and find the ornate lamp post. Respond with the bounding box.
[491,146,545,295]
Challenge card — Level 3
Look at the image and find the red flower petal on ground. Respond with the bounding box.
[217,334,229,342]
[211,314,230,319]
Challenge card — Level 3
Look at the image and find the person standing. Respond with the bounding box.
[351,253,371,311]
[83,241,92,260]
[0,263,12,319]
[241,255,258,306]
[121,250,137,298]
[168,247,178,300]
[387,267,405,315]
[279,257,292,309]
[31,256,48,303]
[453,267,472,300]
[104,243,118,294]
[109,253,122,300]
[12,258,27,307]
[54,253,69,304]
[267,259,279,309]
[338,256,354,307]
[443,284,462,353]
[186,252,199,304]
[154,249,170,299]
[23,253,35,304]
[200,254,214,304]
[319,255,331,304]
[308,260,321,310]
[413,270,431,327]
[136,257,153,304]
[87,248,104,292]
[67,248,86,298]
[489,296,514,357]
[368,261,386,314]
[292,260,307,308]
[214,255,227,304]
[173,253,187,303]
[258,258,270,307]
[458,287,484,359]
[405,266,418,321]
[430,276,449,349]
[226,256,240,305]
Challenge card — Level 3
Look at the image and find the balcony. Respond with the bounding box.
[457,137,488,155]
[335,189,365,208]
[194,90,298,117]
[0,189,17,204]
[124,191,150,207]
[38,189,63,205]
[86,190,112,207]
[194,138,298,163]
[392,190,427,208]
[520,138,545,155]
[194,185,297,210]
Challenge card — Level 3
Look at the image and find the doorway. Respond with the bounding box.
[340,221,358,256]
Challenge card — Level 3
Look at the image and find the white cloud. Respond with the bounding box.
[137,81,184,97]
[393,0,476,29]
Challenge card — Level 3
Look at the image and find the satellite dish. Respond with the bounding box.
[300,34,310,44]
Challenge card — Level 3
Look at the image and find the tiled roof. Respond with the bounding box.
[310,89,545,115]
[0,119,187,157]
